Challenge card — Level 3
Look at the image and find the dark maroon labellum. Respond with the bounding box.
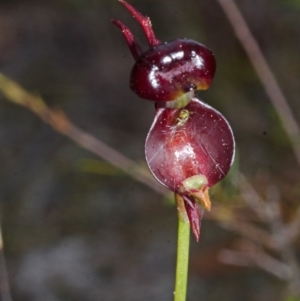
[112,1,216,102]
[130,39,216,102]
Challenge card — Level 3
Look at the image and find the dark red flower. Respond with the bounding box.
[112,1,235,241]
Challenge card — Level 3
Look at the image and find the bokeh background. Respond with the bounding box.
[0,0,300,300]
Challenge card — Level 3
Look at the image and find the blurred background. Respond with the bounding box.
[0,0,300,300]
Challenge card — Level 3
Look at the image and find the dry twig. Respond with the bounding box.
[216,0,300,166]
[0,214,13,301]
[0,73,167,196]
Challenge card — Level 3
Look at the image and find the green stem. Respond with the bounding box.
[174,216,190,301]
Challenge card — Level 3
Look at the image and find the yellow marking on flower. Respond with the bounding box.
[176,109,190,126]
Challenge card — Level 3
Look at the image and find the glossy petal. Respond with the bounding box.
[131,39,216,101]
[145,98,235,191]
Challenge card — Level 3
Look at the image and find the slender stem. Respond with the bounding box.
[174,217,190,301]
